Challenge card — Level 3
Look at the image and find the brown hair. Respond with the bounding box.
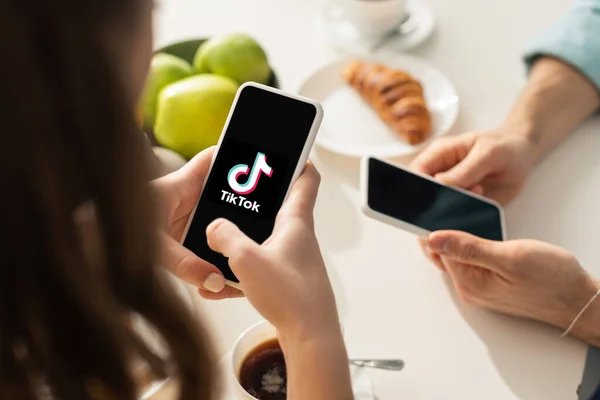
[0,1,214,399]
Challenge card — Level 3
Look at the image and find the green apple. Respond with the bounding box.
[193,33,271,84]
[155,74,238,159]
[140,53,192,130]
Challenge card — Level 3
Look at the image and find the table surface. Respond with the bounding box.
[153,0,600,398]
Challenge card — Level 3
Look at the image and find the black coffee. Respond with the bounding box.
[239,339,287,400]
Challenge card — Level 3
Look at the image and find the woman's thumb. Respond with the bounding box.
[205,218,261,269]
[427,230,503,271]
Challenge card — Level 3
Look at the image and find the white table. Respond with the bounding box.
[154,0,600,398]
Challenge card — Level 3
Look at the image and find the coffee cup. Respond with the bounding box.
[230,320,278,399]
[230,320,347,399]
[324,0,407,40]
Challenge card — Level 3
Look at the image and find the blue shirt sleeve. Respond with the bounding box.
[524,0,600,90]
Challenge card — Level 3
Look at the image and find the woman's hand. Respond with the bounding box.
[205,162,340,337]
[207,162,353,400]
[425,230,600,346]
[411,129,536,205]
[153,147,243,299]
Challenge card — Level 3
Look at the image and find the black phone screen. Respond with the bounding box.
[367,158,504,241]
[183,85,318,282]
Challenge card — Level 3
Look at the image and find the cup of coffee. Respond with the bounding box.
[324,0,407,39]
[230,320,286,400]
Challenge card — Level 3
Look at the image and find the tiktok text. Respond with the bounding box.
[220,190,260,212]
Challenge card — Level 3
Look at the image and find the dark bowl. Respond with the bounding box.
[156,38,280,88]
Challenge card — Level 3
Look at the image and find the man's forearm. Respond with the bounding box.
[501,57,599,163]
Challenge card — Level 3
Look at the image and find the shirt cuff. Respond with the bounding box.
[523,0,600,91]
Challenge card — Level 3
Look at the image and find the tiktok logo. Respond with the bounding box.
[227,152,273,195]
[221,152,274,213]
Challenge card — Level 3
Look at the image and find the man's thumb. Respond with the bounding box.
[436,146,495,189]
[427,230,503,270]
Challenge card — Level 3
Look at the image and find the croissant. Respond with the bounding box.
[342,60,432,145]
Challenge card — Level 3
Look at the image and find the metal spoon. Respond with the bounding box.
[349,359,405,371]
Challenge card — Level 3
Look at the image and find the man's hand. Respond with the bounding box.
[425,230,600,346]
[412,57,600,206]
[153,147,243,300]
[411,130,536,205]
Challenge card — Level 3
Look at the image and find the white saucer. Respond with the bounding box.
[219,351,375,399]
[298,53,459,158]
[319,0,436,56]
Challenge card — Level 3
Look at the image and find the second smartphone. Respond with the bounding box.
[361,156,506,241]
[181,82,323,287]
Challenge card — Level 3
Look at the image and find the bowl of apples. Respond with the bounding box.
[140,34,280,176]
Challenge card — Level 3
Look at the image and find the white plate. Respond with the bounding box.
[298,53,459,158]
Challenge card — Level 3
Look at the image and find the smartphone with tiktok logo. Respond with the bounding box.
[181,82,323,287]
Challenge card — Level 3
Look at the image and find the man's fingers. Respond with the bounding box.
[426,230,505,272]
[469,185,485,196]
[411,136,472,176]
[277,161,321,222]
[160,233,226,293]
[435,145,496,189]
[418,237,446,271]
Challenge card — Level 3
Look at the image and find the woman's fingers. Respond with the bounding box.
[155,147,216,222]
[198,286,245,300]
[206,219,259,259]
[176,146,216,184]
[276,161,321,224]
[159,233,226,293]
